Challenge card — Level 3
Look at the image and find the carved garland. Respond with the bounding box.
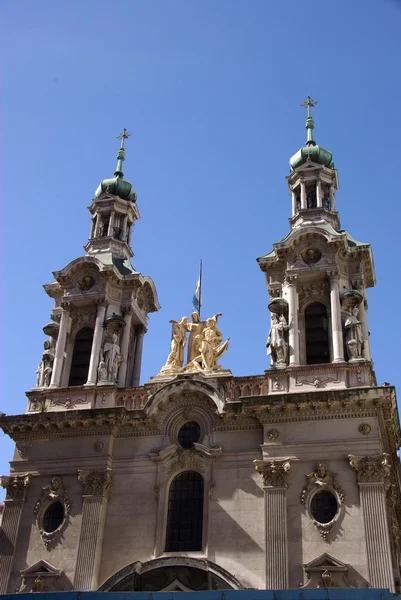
[301,463,345,541]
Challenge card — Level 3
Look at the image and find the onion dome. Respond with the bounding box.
[268,298,288,315]
[290,96,334,171]
[42,320,59,338]
[95,129,137,202]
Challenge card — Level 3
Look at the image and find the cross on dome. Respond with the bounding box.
[117,128,131,149]
[301,96,318,118]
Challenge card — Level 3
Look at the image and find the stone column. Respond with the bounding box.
[121,214,128,242]
[127,221,133,245]
[107,211,115,237]
[291,191,297,217]
[255,460,290,589]
[284,276,299,366]
[329,273,344,362]
[316,178,322,207]
[86,301,106,386]
[118,308,132,388]
[50,302,71,387]
[0,475,31,593]
[94,212,101,237]
[300,179,306,209]
[131,325,146,387]
[349,454,394,592]
[90,218,96,239]
[357,292,371,361]
[329,185,335,211]
[74,470,112,591]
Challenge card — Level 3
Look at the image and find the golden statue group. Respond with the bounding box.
[159,312,229,374]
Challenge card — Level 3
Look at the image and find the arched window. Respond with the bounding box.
[306,183,317,208]
[165,471,204,552]
[69,327,94,386]
[305,303,330,365]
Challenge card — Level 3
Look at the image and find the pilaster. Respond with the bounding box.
[74,469,112,591]
[0,474,31,593]
[349,454,395,592]
[255,459,290,589]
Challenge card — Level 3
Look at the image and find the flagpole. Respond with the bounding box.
[198,259,202,318]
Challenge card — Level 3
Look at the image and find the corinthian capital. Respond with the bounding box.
[348,453,390,485]
[1,474,31,501]
[254,459,291,488]
[78,469,112,498]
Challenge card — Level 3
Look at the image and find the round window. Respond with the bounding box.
[178,422,200,449]
[310,490,338,524]
[42,501,64,533]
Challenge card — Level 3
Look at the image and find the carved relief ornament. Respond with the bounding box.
[1,473,31,501]
[301,463,345,541]
[34,476,71,516]
[33,476,71,549]
[78,469,113,497]
[254,459,291,487]
[149,443,222,475]
[348,453,391,485]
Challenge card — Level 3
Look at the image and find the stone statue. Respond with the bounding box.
[160,317,189,373]
[32,576,45,593]
[187,312,205,364]
[321,570,333,588]
[100,332,123,381]
[35,340,55,387]
[188,313,229,371]
[97,354,108,382]
[266,314,288,367]
[345,306,363,360]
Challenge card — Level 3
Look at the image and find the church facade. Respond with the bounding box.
[1,102,400,595]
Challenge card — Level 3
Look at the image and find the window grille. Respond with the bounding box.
[165,471,204,552]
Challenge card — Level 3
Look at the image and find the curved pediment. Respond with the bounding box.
[145,376,226,417]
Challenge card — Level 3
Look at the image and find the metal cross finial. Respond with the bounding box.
[117,128,131,149]
[301,96,318,118]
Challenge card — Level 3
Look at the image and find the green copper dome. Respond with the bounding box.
[95,129,137,202]
[290,97,334,171]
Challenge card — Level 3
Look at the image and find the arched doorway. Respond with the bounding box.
[68,327,93,386]
[305,302,330,365]
[98,558,244,592]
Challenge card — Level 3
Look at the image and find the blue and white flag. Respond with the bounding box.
[192,275,202,313]
[192,261,202,313]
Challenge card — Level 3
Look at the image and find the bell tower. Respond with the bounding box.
[258,97,374,392]
[31,130,160,410]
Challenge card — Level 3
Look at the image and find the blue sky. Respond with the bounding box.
[1,0,401,499]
